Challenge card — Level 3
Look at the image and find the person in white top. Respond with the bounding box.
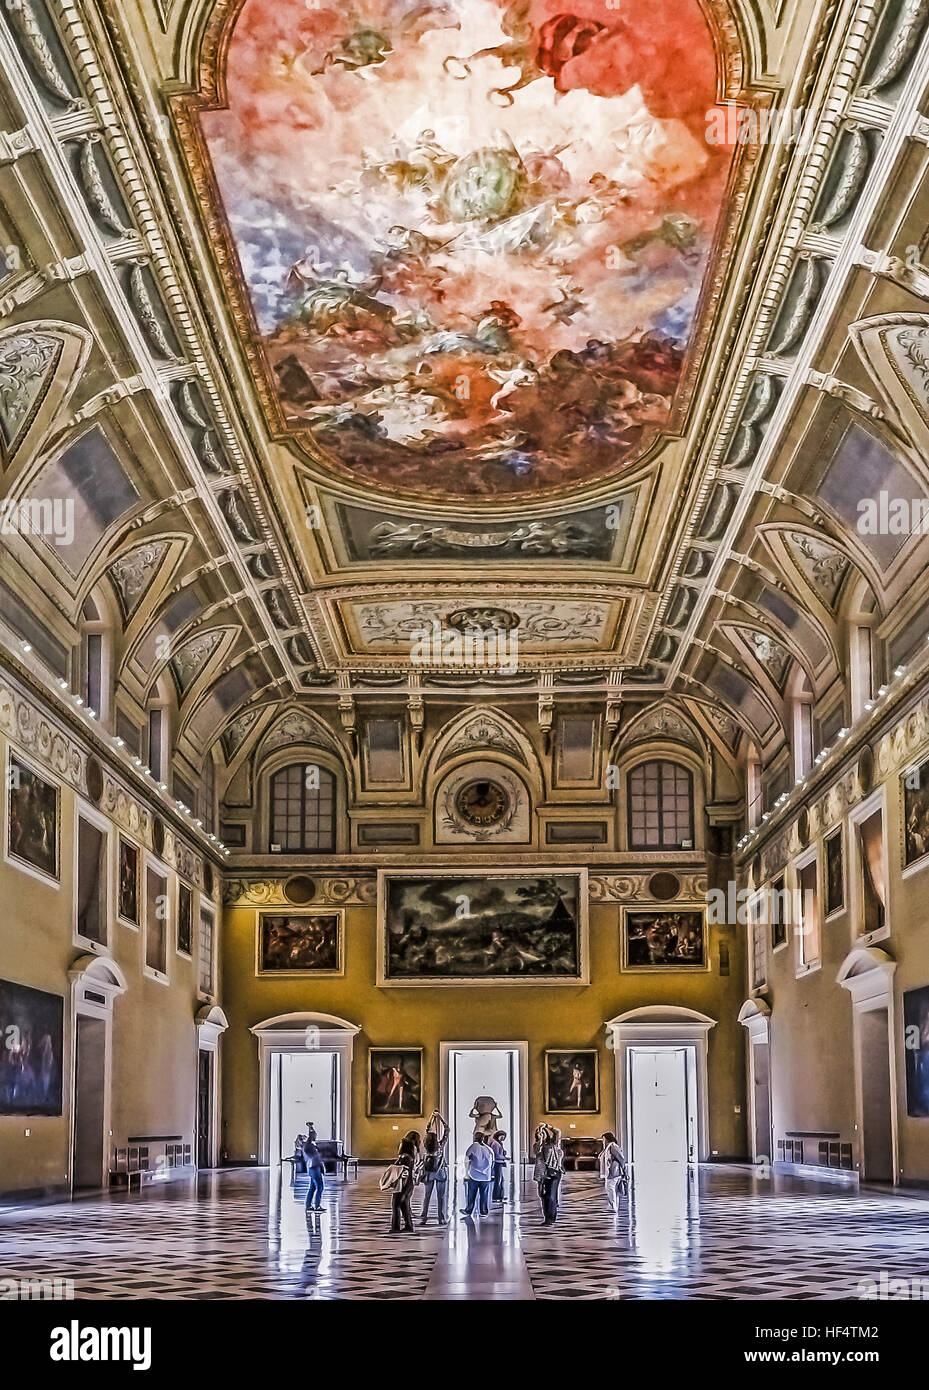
[599,1131,628,1210]
[461,1132,494,1217]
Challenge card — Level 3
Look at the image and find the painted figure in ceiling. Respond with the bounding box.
[201,0,736,497]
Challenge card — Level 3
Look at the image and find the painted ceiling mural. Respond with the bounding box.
[198,0,736,499]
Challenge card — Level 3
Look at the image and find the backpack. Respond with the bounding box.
[379,1162,405,1193]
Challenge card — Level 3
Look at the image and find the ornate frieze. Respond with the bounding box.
[223,876,377,907]
[588,872,707,903]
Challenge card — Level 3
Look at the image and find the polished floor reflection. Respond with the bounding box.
[2,1165,929,1299]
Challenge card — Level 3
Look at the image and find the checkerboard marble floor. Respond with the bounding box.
[2,1166,928,1300]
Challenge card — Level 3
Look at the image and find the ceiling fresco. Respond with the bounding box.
[198,0,736,499]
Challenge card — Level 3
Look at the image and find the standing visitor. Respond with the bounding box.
[599,1131,628,1210]
[302,1133,325,1211]
[420,1130,449,1224]
[532,1123,564,1226]
[461,1131,493,1217]
[489,1130,508,1203]
[386,1138,417,1234]
[420,1109,450,1225]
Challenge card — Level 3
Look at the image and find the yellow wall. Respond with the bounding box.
[220,898,748,1162]
[743,690,929,1183]
[0,722,212,1195]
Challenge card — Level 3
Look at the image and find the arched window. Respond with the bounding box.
[270,763,335,853]
[78,593,111,724]
[146,674,172,783]
[628,760,694,850]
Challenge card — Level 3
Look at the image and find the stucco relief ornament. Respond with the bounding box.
[109,541,169,616]
[784,532,849,607]
[627,705,699,748]
[0,331,59,454]
[222,878,284,906]
[6,0,85,109]
[172,630,223,692]
[128,263,175,360]
[261,709,338,754]
[446,607,520,633]
[440,713,526,766]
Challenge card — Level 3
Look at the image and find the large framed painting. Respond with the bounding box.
[0,980,64,1116]
[257,911,344,976]
[622,907,707,971]
[545,1050,599,1114]
[377,870,588,986]
[903,757,929,869]
[6,752,59,882]
[368,1048,423,1117]
[824,827,844,917]
[904,986,929,1117]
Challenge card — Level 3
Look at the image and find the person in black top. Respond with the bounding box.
[389,1138,416,1233]
[302,1133,325,1211]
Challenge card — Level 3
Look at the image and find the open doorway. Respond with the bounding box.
[628,1047,696,1165]
[751,1040,772,1163]
[197,1049,214,1169]
[444,1046,521,1181]
[859,1007,894,1182]
[268,1051,340,1166]
[72,1014,106,1189]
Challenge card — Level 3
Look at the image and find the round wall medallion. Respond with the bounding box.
[797,807,810,848]
[284,874,316,906]
[85,755,104,805]
[454,779,510,828]
[203,862,215,897]
[648,871,680,901]
[857,745,874,798]
[152,816,165,858]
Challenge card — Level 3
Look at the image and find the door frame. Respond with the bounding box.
[252,1012,359,1165]
[738,998,772,1162]
[606,1007,715,1162]
[838,947,898,1183]
[67,954,127,1192]
[439,1040,529,1171]
[195,1005,228,1168]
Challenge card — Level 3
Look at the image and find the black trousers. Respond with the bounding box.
[390,1188,414,1232]
[539,1173,562,1223]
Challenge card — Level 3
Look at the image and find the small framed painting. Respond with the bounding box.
[118,837,140,925]
[6,752,59,882]
[824,827,844,917]
[257,912,343,976]
[545,1050,599,1113]
[622,908,707,970]
[177,882,193,956]
[368,1047,423,1117]
[903,757,929,868]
